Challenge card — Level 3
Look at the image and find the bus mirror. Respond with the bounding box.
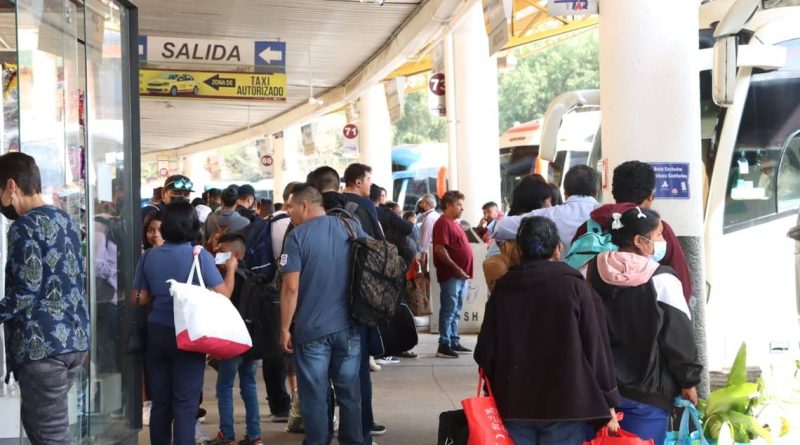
[712,36,737,107]
[540,90,600,162]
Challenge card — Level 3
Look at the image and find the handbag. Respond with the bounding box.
[170,246,252,359]
[375,303,419,356]
[665,398,709,445]
[125,250,151,355]
[438,409,469,445]
[583,413,654,445]
[461,369,514,445]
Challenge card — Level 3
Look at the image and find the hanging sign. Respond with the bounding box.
[650,162,690,199]
[256,138,274,179]
[343,124,359,156]
[138,36,287,72]
[139,69,287,101]
[548,0,598,17]
[484,0,510,56]
[429,73,446,96]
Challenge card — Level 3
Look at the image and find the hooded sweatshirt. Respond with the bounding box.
[475,260,620,425]
[573,203,692,302]
[322,191,385,240]
[589,251,702,411]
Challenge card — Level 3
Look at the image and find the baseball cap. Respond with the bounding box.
[164,174,194,192]
[238,184,256,196]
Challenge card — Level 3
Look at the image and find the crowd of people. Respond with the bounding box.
[0,148,701,445]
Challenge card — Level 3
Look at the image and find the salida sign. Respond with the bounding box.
[139,36,287,70]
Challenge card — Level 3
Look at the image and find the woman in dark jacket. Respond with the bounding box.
[587,207,702,445]
[475,216,620,445]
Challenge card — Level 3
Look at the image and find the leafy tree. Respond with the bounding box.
[498,30,599,133]
[393,90,447,145]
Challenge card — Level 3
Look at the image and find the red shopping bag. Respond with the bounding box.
[583,413,654,445]
[461,369,514,445]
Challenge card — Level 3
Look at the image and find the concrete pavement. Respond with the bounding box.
[138,333,479,445]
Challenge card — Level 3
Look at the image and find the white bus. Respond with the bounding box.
[533,2,800,372]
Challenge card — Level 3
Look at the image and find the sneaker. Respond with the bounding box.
[370,424,387,436]
[142,401,152,427]
[452,344,472,353]
[286,416,305,434]
[205,432,235,445]
[369,356,381,372]
[398,350,418,359]
[436,345,458,358]
[194,422,211,443]
[237,437,263,445]
[269,411,289,423]
[375,356,400,365]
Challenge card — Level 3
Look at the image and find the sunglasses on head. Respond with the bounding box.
[167,178,193,191]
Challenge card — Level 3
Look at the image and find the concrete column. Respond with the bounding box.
[451,0,501,225]
[357,83,394,196]
[271,133,286,203]
[443,33,459,191]
[599,0,708,395]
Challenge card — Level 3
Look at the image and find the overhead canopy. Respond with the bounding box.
[137,0,424,153]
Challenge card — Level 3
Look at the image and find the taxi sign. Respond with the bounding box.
[139,69,287,102]
[139,36,286,72]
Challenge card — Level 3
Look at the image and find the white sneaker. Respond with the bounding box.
[375,356,400,365]
[142,401,152,427]
[194,420,210,443]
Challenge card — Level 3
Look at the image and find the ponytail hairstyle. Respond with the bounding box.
[609,207,661,249]
[516,216,560,260]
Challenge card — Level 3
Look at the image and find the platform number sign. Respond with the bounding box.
[429,73,446,96]
[343,124,359,156]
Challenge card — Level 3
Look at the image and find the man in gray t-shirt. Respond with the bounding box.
[279,184,365,445]
[204,185,250,243]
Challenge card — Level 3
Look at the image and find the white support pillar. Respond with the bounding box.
[451,0,501,225]
[443,33,459,190]
[599,0,707,394]
[271,133,286,203]
[357,83,394,196]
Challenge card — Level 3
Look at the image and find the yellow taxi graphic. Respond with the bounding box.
[146,73,200,96]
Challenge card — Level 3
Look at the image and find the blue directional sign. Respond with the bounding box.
[650,162,690,199]
[254,41,286,71]
[138,35,147,62]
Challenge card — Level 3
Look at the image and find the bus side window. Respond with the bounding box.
[778,133,800,213]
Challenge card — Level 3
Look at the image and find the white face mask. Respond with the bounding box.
[642,236,667,263]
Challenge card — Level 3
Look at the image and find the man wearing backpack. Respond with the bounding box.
[279,184,367,445]
[492,165,600,255]
[571,161,693,302]
[205,185,250,251]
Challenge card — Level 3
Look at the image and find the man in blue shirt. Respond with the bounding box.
[0,152,90,444]
[279,184,364,445]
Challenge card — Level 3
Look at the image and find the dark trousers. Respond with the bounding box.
[262,355,291,415]
[146,323,206,445]
[16,352,85,445]
[359,326,374,445]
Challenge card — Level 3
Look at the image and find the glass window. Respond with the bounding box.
[778,132,800,213]
[724,39,800,229]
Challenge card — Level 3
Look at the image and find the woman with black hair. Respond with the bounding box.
[133,201,237,445]
[475,216,620,445]
[587,207,702,445]
[508,174,552,216]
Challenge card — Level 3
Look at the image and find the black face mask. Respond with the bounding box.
[0,189,18,220]
[170,196,189,204]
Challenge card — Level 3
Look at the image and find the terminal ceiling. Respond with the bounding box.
[136,0,597,155]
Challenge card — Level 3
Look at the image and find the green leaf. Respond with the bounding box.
[704,414,723,440]
[727,342,748,387]
[706,383,760,417]
[720,410,774,444]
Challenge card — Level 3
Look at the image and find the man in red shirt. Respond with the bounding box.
[432,191,474,358]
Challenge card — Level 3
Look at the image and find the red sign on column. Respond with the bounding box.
[343,123,359,139]
[429,73,446,96]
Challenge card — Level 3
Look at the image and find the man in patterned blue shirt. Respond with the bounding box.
[0,152,90,444]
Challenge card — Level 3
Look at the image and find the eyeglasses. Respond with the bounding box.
[167,178,193,191]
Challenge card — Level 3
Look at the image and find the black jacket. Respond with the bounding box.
[377,205,414,266]
[322,191,385,240]
[587,261,702,410]
[474,260,620,424]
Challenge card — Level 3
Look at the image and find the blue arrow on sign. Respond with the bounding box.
[138,35,147,62]
[254,41,286,70]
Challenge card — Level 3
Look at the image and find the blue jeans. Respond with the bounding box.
[439,278,467,347]
[505,420,588,445]
[618,397,669,445]
[216,356,261,440]
[146,323,206,445]
[295,327,363,445]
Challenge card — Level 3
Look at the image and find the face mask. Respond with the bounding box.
[170,196,189,204]
[0,189,18,220]
[643,236,667,263]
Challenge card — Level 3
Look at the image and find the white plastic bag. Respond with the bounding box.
[169,247,251,359]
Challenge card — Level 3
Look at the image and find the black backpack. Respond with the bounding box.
[235,268,282,360]
[328,207,407,327]
[243,213,289,282]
